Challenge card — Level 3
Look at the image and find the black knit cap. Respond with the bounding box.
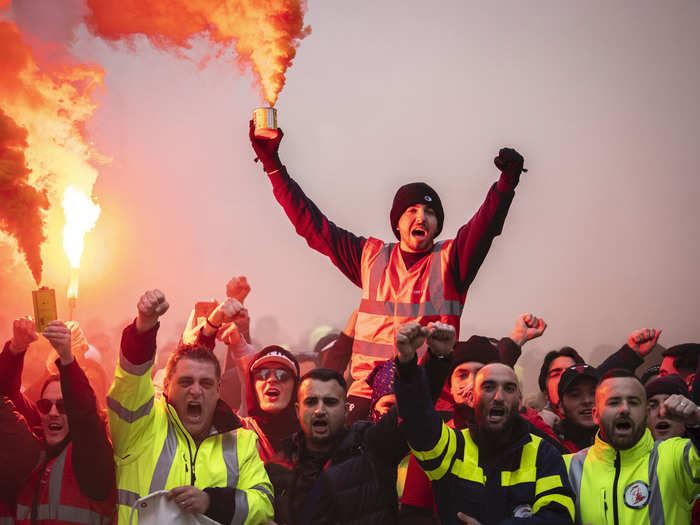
[390,182,444,240]
[645,374,690,399]
[448,336,499,385]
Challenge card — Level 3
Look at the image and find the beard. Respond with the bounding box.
[600,416,646,450]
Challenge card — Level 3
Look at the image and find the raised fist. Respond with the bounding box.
[136,289,169,332]
[249,120,283,173]
[426,322,456,358]
[627,328,661,357]
[43,320,73,364]
[509,313,547,347]
[226,276,251,303]
[396,322,428,363]
[209,298,244,328]
[660,394,700,426]
[10,317,37,354]
[494,147,525,177]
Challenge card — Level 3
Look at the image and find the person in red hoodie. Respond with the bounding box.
[0,317,116,524]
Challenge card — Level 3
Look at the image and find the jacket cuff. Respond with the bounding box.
[396,354,420,382]
[196,327,217,350]
[495,172,519,193]
[267,165,290,187]
[120,319,159,366]
[203,487,235,525]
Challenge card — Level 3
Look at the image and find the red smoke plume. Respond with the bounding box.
[0,109,49,285]
[0,18,105,285]
[84,0,311,106]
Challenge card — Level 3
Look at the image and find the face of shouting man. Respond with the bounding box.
[473,363,521,434]
[594,376,647,450]
[397,204,438,253]
[296,377,348,452]
[254,365,295,414]
[38,379,69,448]
[166,357,220,442]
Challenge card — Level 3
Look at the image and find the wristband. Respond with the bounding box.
[266,168,281,176]
[206,318,221,330]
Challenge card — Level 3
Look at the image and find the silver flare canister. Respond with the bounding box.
[253,107,278,139]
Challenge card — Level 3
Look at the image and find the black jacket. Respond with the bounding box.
[266,408,407,525]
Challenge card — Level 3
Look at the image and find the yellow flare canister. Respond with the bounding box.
[32,287,57,333]
[253,107,279,139]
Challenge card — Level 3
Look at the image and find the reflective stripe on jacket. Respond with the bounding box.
[348,238,465,399]
[15,445,115,525]
[108,350,273,525]
[564,429,700,525]
[412,423,575,524]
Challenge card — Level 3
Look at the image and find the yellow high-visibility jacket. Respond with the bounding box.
[107,323,273,525]
[564,429,700,525]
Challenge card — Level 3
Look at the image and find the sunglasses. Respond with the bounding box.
[37,398,66,415]
[253,368,292,382]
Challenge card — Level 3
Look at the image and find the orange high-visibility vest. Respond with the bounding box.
[15,444,115,525]
[348,238,466,399]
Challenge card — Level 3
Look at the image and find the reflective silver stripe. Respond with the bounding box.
[250,484,274,505]
[367,243,392,295]
[359,298,462,317]
[648,440,665,525]
[118,489,141,508]
[16,504,30,519]
[119,354,154,376]
[567,448,588,525]
[107,395,154,423]
[683,440,700,483]
[222,432,239,487]
[352,339,395,358]
[149,417,178,492]
[231,489,248,525]
[45,446,69,519]
[34,503,108,524]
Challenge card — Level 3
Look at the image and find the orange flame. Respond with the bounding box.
[84,0,311,106]
[62,186,100,299]
[0,17,105,285]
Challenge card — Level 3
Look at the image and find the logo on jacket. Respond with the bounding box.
[424,195,432,202]
[512,505,532,518]
[624,481,650,509]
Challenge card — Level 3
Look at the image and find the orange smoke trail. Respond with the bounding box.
[0,18,105,285]
[84,0,311,106]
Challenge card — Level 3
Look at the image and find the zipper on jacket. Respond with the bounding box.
[612,452,621,525]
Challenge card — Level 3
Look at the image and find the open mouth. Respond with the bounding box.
[264,388,280,401]
[655,421,670,431]
[187,402,202,419]
[411,227,427,239]
[47,422,63,432]
[487,406,506,423]
[579,409,592,417]
[614,420,632,433]
[312,419,329,433]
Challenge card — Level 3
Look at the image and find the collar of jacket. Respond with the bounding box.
[590,428,654,464]
[282,425,361,464]
[560,417,597,449]
[469,415,532,459]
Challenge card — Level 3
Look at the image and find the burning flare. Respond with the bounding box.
[84,0,311,106]
[62,186,100,300]
[0,16,105,285]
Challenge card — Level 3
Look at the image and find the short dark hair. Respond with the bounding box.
[596,368,645,397]
[164,344,221,392]
[299,368,347,393]
[538,347,585,392]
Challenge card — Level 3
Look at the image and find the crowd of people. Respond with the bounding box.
[1,124,698,525]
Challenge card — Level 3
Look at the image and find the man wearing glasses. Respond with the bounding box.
[0,317,116,524]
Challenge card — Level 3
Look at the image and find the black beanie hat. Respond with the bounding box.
[645,374,690,399]
[448,336,499,385]
[390,182,444,240]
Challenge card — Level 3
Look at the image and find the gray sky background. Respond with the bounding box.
[2,1,699,392]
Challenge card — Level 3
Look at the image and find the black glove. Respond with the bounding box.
[494,147,525,180]
[249,120,283,172]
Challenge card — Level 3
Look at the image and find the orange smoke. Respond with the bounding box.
[0,18,105,285]
[0,108,49,284]
[84,0,311,106]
